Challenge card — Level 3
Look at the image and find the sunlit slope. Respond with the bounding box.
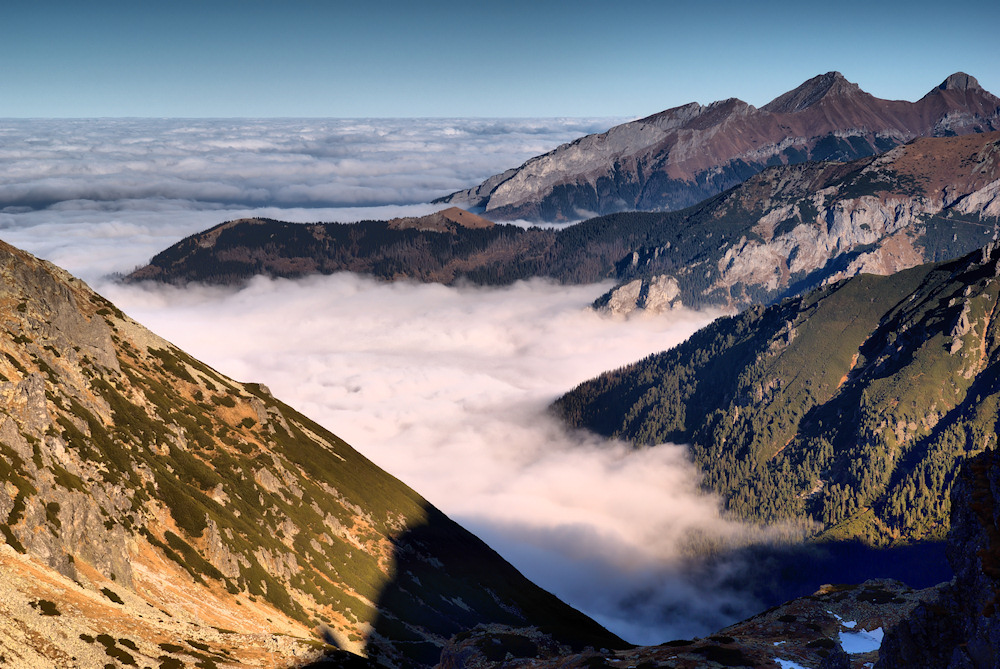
[556,243,1000,545]
[437,72,1000,222]
[0,240,623,668]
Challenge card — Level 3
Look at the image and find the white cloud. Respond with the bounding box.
[0,117,619,280]
[0,117,619,209]
[98,273,789,644]
[5,117,795,645]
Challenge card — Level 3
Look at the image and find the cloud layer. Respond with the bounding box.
[5,117,790,644]
[98,273,786,643]
[0,117,619,281]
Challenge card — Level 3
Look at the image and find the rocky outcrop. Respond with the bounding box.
[876,447,1000,668]
[438,72,1000,222]
[0,240,624,667]
[595,274,681,315]
[386,207,494,232]
[440,580,926,669]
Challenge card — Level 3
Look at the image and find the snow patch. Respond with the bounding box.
[839,627,884,654]
[775,659,809,669]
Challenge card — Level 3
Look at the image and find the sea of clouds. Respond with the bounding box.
[2,117,792,643]
[0,117,617,281]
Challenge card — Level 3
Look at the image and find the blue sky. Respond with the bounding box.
[3,0,999,118]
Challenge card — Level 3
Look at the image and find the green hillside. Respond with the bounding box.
[555,243,1000,545]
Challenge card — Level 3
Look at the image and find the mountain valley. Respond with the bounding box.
[556,241,1000,548]
[8,69,1000,669]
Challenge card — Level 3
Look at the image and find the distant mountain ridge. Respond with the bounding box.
[0,240,623,667]
[128,132,1000,314]
[436,72,1000,222]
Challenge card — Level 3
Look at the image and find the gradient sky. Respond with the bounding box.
[4,0,998,118]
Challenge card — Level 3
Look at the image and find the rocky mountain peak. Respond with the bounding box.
[761,71,862,113]
[438,71,1000,222]
[937,71,982,92]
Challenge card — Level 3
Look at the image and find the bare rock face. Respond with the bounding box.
[596,274,681,315]
[596,131,1000,314]
[438,72,1000,222]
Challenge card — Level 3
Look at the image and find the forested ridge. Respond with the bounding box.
[555,243,1000,545]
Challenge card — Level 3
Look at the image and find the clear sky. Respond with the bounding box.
[3,0,999,118]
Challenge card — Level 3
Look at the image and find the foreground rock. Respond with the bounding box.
[877,446,1000,667]
[439,580,926,669]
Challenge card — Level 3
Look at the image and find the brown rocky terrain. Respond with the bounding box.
[0,240,624,667]
[597,129,1000,313]
[439,580,924,669]
[437,72,1000,222]
[386,207,494,232]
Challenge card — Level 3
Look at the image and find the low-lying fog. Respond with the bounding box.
[4,118,790,643]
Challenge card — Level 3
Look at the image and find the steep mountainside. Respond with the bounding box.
[129,133,1000,314]
[555,242,1000,546]
[596,129,1000,312]
[0,240,623,667]
[437,72,1000,222]
[877,445,1000,667]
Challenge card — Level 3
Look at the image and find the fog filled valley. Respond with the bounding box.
[0,118,780,644]
[2,108,1000,669]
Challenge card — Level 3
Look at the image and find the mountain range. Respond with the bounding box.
[10,231,1000,665]
[436,72,1000,222]
[13,70,1000,667]
[0,240,623,667]
[127,131,1000,314]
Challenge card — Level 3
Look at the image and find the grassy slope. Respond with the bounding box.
[555,245,1000,545]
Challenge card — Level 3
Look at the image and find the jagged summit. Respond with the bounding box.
[938,71,981,92]
[437,71,1000,222]
[761,71,863,113]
